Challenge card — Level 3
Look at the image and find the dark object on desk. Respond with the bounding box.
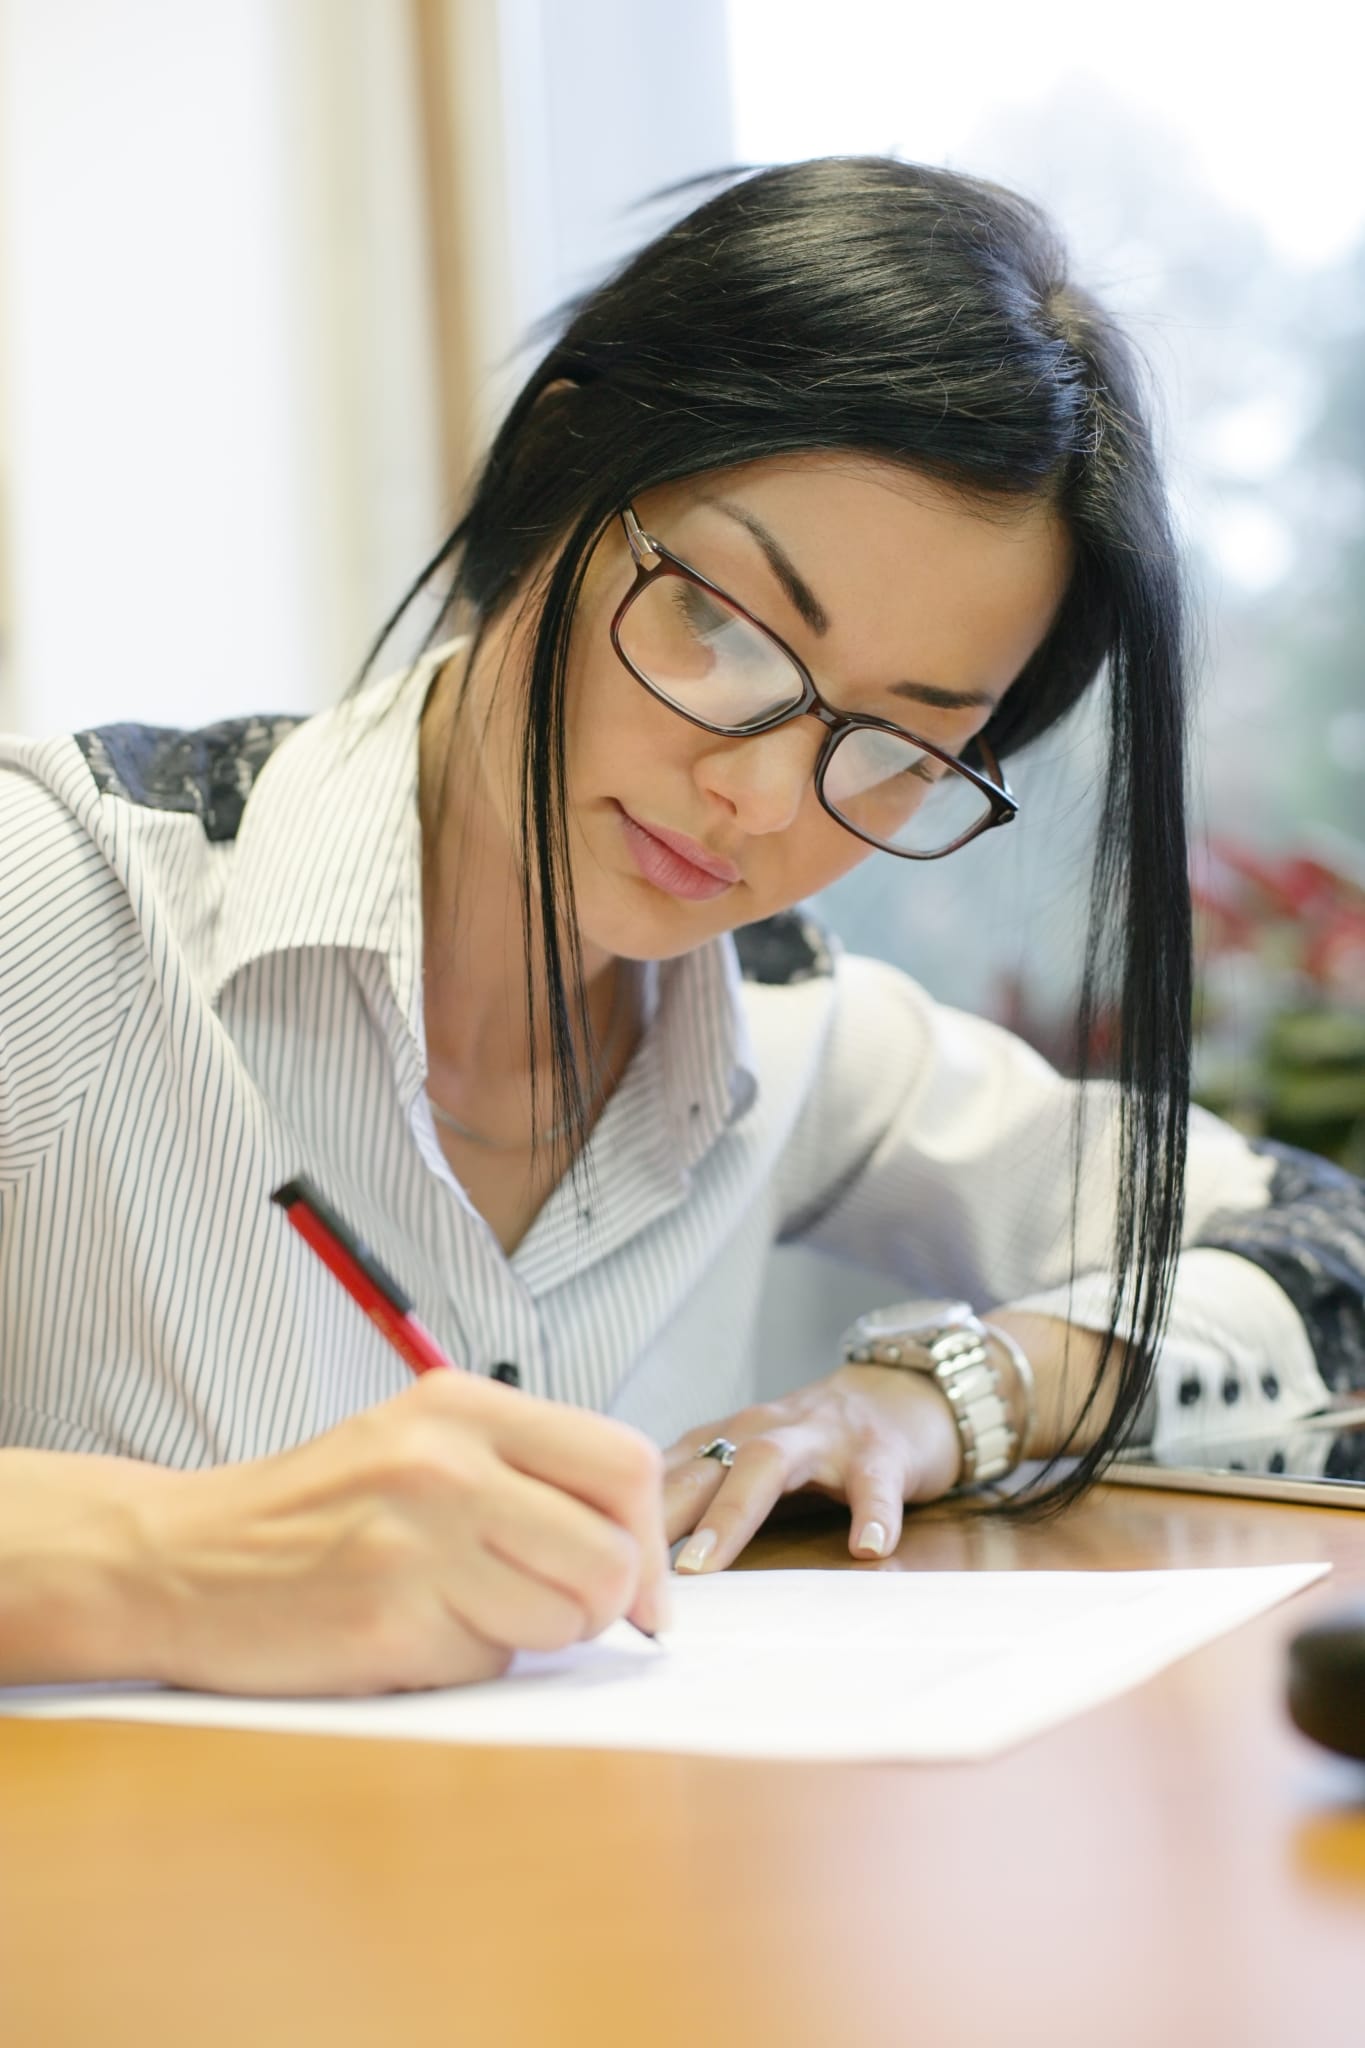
[1287,1599,1365,1762]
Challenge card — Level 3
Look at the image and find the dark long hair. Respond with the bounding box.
[367,157,1191,1511]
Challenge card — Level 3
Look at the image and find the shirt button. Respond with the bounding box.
[1261,1373,1281,1400]
[490,1361,521,1388]
[1178,1375,1202,1407]
[1222,1375,1241,1404]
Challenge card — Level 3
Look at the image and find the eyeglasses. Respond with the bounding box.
[608,506,1018,860]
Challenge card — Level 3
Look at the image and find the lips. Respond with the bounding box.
[616,805,740,902]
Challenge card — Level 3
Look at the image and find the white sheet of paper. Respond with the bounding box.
[0,1565,1328,1762]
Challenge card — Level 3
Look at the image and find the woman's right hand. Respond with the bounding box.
[118,1371,669,1696]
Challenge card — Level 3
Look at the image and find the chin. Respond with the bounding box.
[580,877,754,964]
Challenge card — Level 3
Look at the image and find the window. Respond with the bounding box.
[726,0,1365,1167]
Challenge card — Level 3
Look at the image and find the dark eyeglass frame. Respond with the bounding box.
[608,506,1018,860]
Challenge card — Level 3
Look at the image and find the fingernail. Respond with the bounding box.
[855,1521,887,1557]
[675,1528,718,1573]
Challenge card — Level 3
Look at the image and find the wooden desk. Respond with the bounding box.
[2,1488,1362,2048]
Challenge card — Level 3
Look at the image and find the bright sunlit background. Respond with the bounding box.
[2,0,1362,1191]
[726,0,1365,1170]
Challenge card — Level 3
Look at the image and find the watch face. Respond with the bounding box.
[855,1300,973,1340]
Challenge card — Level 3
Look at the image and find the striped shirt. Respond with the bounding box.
[0,645,1350,1472]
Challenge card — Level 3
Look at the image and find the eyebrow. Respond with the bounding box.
[704,496,1002,714]
[706,497,830,634]
[888,678,1001,712]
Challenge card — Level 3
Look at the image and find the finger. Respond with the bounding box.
[411,1374,669,1628]
[662,1409,820,1545]
[458,1540,608,1654]
[662,1453,732,1546]
[843,1454,908,1560]
[418,1370,665,1532]
[350,1610,516,1697]
[673,1434,810,1575]
[627,1569,672,1639]
[479,1459,642,1641]
[662,1406,782,1476]
[626,1460,673,1638]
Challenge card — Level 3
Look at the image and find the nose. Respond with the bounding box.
[693,719,824,837]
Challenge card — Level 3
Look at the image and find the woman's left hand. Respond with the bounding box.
[663,1362,967,1574]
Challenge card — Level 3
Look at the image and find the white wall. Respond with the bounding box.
[506,0,733,311]
[0,0,443,735]
[0,0,735,739]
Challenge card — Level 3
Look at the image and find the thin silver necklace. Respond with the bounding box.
[426,968,631,1153]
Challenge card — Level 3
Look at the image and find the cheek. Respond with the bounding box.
[567,645,689,784]
[751,794,877,906]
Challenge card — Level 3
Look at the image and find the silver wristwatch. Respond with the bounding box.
[838,1298,1030,1487]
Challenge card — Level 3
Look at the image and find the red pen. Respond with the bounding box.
[270,1175,661,1640]
[272,1176,455,1376]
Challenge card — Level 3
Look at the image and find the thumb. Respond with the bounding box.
[626,1471,673,1635]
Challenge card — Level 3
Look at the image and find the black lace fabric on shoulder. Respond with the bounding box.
[734,908,836,985]
[1194,1138,1365,1394]
[74,716,304,843]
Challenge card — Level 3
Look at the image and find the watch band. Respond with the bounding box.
[841,1312,1022,1486]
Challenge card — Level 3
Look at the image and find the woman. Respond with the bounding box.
[2,158,1360,1697]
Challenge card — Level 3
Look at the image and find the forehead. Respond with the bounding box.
[652,453,1074,708]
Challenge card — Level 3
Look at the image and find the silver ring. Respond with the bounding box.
[695,1436,737,1468]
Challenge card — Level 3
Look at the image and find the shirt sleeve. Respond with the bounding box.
[773,950,1351,1449]
[0,760,143,1167]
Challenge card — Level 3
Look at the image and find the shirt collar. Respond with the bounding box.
[209,646,447,1040]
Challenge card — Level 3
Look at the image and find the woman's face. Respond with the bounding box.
[483,453,1073,965]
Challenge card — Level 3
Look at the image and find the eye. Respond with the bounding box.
[670,581,732,640]
[866,735,939,784]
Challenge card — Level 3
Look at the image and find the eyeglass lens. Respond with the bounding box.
[617,570,994,856]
